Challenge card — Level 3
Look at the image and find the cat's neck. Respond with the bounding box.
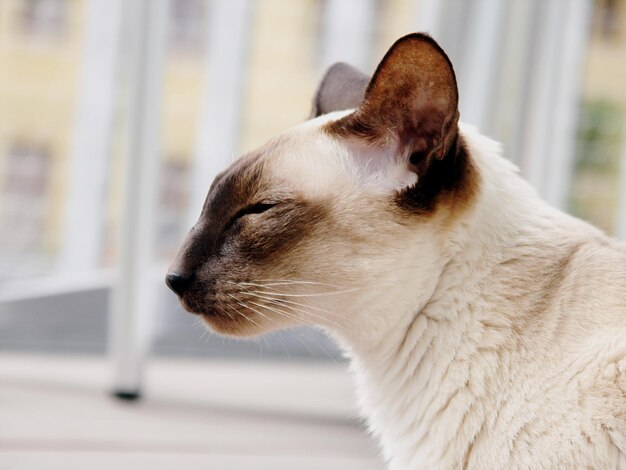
[336,125,604,468]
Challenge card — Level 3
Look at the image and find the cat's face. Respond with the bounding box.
[167,34,478,338]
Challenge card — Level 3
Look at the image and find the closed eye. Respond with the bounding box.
[225,202,277,231]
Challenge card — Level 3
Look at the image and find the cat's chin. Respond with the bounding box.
[200,313,267,338]
[178,298,273,337]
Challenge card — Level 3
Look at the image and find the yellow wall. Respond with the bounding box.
[161,55,205,163]
[239,0,319,153]
[0,0,85,252]
[374,0,414,62]
[1,0,624,263]
[585,0,626,106]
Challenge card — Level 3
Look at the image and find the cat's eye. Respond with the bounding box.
[224,202,277,232]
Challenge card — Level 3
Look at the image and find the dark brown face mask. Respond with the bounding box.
[164,60,372,312]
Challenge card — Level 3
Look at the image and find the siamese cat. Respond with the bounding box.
[167,34,626,469]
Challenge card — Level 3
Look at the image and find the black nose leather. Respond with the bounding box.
[166,272,191,296]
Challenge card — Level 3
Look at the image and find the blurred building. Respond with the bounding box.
[0,0,84,276]
[0,0,624,275]
[571,0,626,232]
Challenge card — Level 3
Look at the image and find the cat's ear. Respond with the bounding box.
[310,62,370,118]
[327,33,459,170]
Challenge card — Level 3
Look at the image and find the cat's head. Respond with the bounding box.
[166,33,478,339]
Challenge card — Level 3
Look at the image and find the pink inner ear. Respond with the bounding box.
[325,34,459,164]
[343,138,418,192]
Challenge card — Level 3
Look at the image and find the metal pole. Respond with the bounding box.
[320,0,376,71]
[489,0,536,162]
[58,0,123,273]
[518,0,565,193]
[457,0,508,134]
[414,0,443,39]
[188,0,253,227]
[543,0,592,209]
[109,0,167,399]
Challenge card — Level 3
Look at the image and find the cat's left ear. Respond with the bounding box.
[327,33,460,176]
[310,62,370,118]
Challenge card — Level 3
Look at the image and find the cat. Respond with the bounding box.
[166,33,626,469]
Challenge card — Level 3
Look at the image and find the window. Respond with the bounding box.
[158,159,190,258]
[0,141,51,262]
[168,0,206,54]
[19,0,67,38]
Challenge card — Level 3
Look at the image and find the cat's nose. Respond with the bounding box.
[165,272,192,297]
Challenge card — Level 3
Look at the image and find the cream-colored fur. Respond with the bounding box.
[347,126,626,469]
[167,31,626,467]
[271,118,626,468]
[171,102,626,467]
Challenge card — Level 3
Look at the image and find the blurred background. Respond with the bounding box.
[0,0,625,468]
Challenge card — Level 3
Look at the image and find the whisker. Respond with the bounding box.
[247,300,341,362]
[221,305,236,320]
[272,331,292,362]
[247,299,306,324]
[242,286,374,298]
[192,317,212,342]
[228,296,279,332]
[226,301,264,329]
[228,294,274,322]
[242,279,347,289]
[310,336,340,364]
[294,333,317,357]
[242,288,342,317]
[247,293,342,326]
[245,300,339,360]
[224,303,273,352]
[235,278,397,295]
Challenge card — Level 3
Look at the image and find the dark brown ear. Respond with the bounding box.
[327,34,459,164]
[310,62,370,118]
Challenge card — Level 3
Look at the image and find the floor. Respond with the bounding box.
[0,354,383,469]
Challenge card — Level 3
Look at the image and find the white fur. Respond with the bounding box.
[271,118,626,469]
[276,110,418,196]
[228,112,626,469]
[333,124,626,469]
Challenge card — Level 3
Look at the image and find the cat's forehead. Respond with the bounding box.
[214,111,352,204]
[266,110,419,197]
[201,148,271,226]
[266,111,354,195]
